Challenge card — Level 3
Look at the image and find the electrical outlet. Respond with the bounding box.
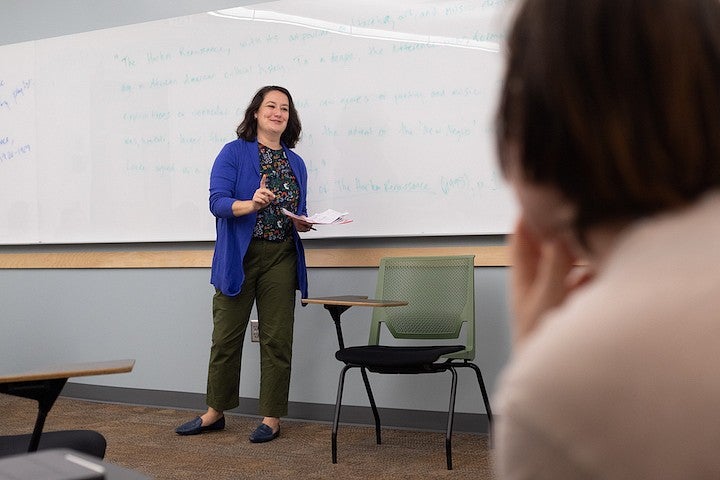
[250,319,259,342]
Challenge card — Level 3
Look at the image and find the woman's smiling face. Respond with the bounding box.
[255,89,289,139]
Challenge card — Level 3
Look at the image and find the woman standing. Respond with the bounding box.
[176,85,313,443]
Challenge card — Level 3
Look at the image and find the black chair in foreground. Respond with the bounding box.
[0,359,134,459]
[332,255,493,470]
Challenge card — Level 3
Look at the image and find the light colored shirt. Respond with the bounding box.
[494,191,720,479]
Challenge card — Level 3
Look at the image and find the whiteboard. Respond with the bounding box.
[0,0,517,244]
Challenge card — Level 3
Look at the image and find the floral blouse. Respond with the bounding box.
[253,143,300,241]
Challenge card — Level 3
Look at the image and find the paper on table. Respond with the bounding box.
[281,208,352,225]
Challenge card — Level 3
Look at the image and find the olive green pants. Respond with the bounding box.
[206,238,297,418]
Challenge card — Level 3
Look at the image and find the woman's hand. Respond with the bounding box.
[509,218,588,348]
[292,217,314,233]
[230,174,276,217]
[252,174,276,211]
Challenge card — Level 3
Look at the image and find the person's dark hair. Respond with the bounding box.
[236,85,302,148]
[496,0,720,236]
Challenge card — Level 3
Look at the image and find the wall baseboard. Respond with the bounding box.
[62,382,491,434]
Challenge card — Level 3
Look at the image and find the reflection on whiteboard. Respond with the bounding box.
[0,0,518,244]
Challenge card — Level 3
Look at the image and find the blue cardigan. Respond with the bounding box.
[209,138,308,298]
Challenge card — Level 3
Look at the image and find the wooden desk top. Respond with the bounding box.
[302,295,408,308]
[0,359,135,384]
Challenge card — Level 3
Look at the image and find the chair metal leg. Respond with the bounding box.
[332,365,352,464]
[445,367,458,470]
[360,367,382,444]
[467,362,493,425]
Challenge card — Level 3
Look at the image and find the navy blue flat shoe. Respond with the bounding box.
[249,423,279,443]
[175,415,225,435]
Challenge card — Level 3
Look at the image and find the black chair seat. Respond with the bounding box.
[0,430,107,459]
[336,345,464,369]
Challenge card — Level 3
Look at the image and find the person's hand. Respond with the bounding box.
[252,174,276,211]
[292,217,314,233]
[509,218,590,348]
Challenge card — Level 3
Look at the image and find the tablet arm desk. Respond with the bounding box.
[0,359,135,453]
[301,296,408,349]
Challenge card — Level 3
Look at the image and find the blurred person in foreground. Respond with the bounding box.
[493,0,720,477]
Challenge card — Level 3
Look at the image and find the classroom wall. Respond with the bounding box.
[0,1,511,428]
[0,255,510,416]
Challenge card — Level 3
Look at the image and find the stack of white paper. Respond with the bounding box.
[281,208,352,225]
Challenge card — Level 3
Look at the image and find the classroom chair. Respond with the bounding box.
[332,255,493,470]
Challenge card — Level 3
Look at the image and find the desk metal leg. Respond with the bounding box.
[324,304,352,350]
[0,378,68,452]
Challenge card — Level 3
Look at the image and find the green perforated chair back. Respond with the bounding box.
[369,255,475,360]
